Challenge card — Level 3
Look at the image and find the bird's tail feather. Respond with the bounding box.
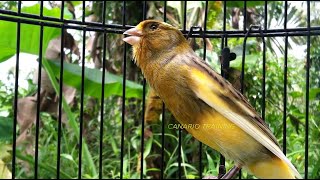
[246,156,298,179]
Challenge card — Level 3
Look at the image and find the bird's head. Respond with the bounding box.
[123,20,190,67]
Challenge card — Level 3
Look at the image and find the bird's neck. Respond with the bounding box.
[134,42,190,83]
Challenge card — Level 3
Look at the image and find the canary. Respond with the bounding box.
[123,20,301,179]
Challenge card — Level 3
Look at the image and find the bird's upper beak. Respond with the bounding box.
[123,27,143,46]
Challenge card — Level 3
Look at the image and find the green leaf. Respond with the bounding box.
[226,1,265,8]
[0,4,64,62]
[70,1,82,7]
[309,88,320,100]
[110,136,119,155]
[168,163,198,172]
[0,117,12,142]
[46,60,143,99]
[205,152,214,171]
[42,59,97,177]
[16,150,71,179]
[0,47,16,62]
[19,4,72,19]
[60,154,77,165]
[231,54,260,70]
[289,91,304,98]
[0,144,11,160]
[186,174,196,179]
[0,159,11,179]
[143,135,153,159]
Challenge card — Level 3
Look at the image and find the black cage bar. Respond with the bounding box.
[0,1,318,179]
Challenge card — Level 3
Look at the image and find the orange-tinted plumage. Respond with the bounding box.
[144,88,164,123]
[123,20,301,179]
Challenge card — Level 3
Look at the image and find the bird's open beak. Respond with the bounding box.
[123,27,142,46]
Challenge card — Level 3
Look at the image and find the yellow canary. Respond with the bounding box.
[123,20,301,179]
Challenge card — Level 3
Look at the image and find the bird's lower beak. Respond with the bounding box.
[123,27,142,46]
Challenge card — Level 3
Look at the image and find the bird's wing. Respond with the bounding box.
[187,56,301,179]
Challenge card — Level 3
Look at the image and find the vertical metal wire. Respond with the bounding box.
[240,15,247,93]
[163,1,167,21]
[262,1,268,126]
[203,1,208,61]
[57,1,65,178]
[120,1,126,179]
[140,82,146,179]
[178,62,182,177]
[78,2,86,178]
[199,2,208,178]
[220,1,225,58]
[261,1,267,121]
[222,0,227,73]
[140,2,147,179]
[223,0,228,49]
[12,1,21,179]
[183,1,187,33]
[34,1,44,179]
[219,1,227,177]
[179,2,187,179]
[99,1,107,178]
[239,1,247,178]
[161,1,167,179]
[264,1,268,30]
[161,102,166,179]
[243,1,247,32]
[305,1,310,179]
[283,0,288,155]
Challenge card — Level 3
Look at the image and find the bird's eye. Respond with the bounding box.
[149,23,159,31]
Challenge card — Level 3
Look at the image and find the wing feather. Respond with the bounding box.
[187,57,302,179]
